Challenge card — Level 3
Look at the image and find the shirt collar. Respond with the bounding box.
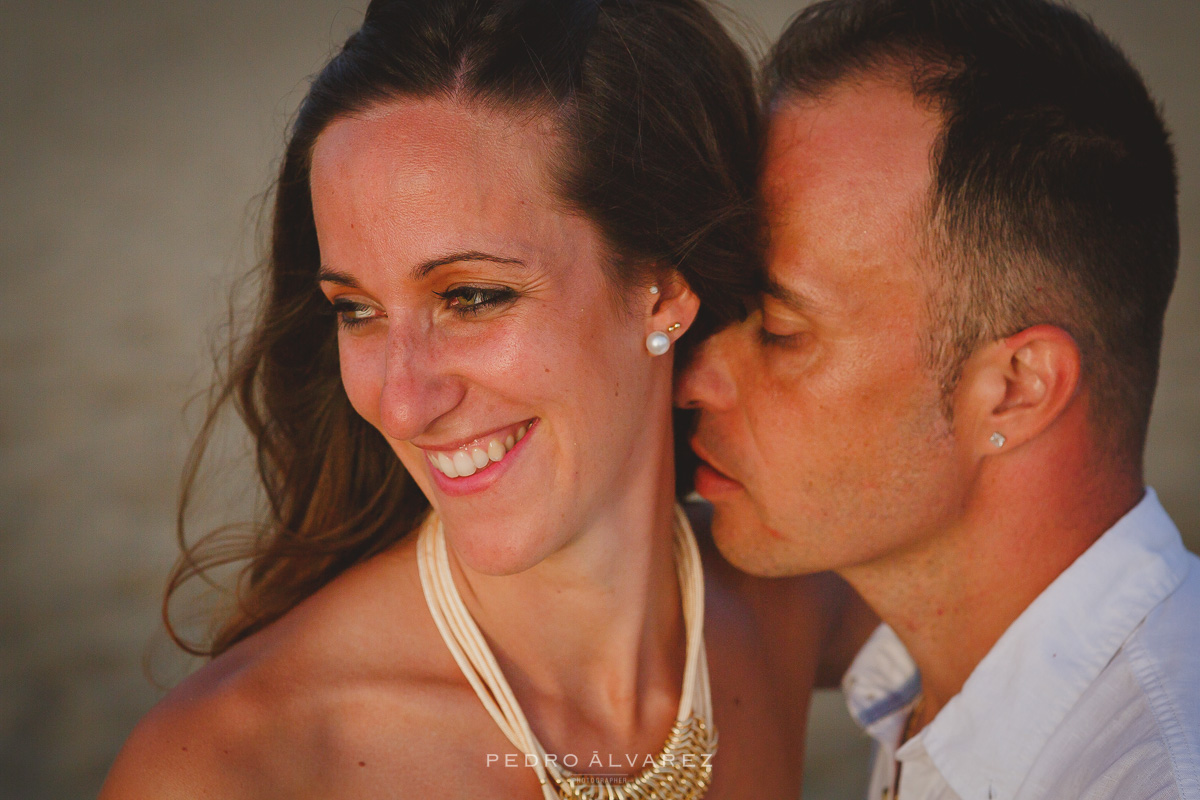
[844,623,920,734]
[843,488,1191,800]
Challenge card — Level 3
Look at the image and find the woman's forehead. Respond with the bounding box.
[308,98,601,282]
[311,97,564,203]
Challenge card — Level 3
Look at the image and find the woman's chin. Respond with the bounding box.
[442,516,562,577]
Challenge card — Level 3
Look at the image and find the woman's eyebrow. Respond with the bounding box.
[411,251,529,280]
[317,267,359,287]
[317,252,530,287]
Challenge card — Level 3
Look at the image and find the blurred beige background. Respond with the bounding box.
[0,2,1195,798]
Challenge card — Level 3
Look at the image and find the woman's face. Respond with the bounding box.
[310,98,686,575]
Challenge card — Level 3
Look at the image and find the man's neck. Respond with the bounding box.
[841,454,1143,723]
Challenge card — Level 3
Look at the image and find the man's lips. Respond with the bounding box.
[690,440,744,498]
[690,439,737,481]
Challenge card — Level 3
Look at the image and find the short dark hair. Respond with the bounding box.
[765,0,1179,462]
[169,0,762,655]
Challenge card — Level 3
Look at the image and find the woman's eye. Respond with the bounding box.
[330,299,381,330]
[461,289,487,307]
[434,286,518,316]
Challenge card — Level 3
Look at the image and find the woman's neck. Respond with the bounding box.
[445,452,686,746]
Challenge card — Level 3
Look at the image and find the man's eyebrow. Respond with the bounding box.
[764,277,815,312]
[317,251,529,287]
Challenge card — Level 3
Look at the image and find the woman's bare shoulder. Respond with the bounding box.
[99,623,324,799]
[100,538,459,798]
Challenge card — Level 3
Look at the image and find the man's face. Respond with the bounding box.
[677,80,969,577]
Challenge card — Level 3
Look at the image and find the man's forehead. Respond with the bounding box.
[762,78,941,206]
[760,78,940,313]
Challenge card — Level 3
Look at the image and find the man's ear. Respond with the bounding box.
[954,324,1082,456]
[646,270,701,342]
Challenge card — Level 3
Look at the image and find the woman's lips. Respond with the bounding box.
[423,419,533,479]
[422,419,538,497]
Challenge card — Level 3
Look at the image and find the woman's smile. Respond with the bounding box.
[421,418,537,496]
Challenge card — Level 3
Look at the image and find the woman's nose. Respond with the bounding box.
[377,325,465,442]
[674,325,739,411]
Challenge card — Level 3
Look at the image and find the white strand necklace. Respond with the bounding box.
[417,505,717,800]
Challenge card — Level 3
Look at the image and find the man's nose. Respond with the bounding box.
[675,324,739,411]
[377,324,465,442]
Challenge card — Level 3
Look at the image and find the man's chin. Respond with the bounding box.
[708,501,807,578]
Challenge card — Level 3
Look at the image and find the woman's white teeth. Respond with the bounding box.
[453,451,476,477]
[428,424,530,479]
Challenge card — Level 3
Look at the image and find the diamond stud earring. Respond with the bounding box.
[646,331,671,356]
[990,432,1007,448]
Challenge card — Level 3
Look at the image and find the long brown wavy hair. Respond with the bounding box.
[167,0,764,657]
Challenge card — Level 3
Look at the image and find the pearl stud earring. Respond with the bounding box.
[990,432,1007,448]
[646,331,671,356]
[649,285,660,295]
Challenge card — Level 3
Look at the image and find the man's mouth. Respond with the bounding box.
[420,419,535,479]
[690,439,732,479]
[690,438,744,498]
[696,457,738,482]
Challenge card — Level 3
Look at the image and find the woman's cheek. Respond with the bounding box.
[338,337,386,429]
[474,319,559,394]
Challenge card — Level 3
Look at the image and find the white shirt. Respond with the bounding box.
[842,489,1200,800]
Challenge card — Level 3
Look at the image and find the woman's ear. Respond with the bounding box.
[646,271,701,343]
[953,324,1082,457]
